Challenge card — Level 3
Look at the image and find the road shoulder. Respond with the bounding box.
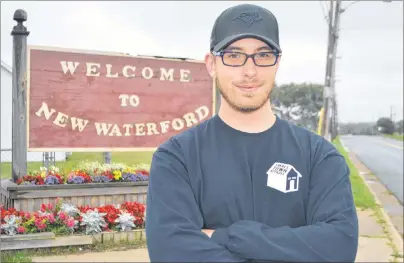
[348,151,403,261]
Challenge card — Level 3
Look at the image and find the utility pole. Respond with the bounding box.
[330,0,342,141]
[321,0,342,141]
[321,0,334,139]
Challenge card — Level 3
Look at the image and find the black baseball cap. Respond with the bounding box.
[210,4,282,53]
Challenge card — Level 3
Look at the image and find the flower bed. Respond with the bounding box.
[0,199,146,250]
[1,161,149,214]
[15,162,150,186]
[1,198,145,236]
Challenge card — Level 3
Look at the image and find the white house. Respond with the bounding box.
[1,60,67,163]
[266,162,302,193]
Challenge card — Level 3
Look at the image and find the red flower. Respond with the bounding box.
[48,214,55,223]
[40,203,53,213]
[98,205,120,225]
[78,205,92,213]
[17,226,26,234]
[135,169,149,176]
[35,218,47,230]
[66,218,75,228]
[58,211,67,221]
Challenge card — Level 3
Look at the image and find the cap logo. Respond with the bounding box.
[233,12,262,27]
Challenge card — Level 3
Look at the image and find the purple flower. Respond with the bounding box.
[122,173,148,182]
[68,176,85,184]
[45,175,60,185]
[136,173,148,181]
[122,173,136,182]
[92,175,111,183]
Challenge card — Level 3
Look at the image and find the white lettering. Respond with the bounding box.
[142,67,153,80]
[119,94,140,107]
[60,61,191,82]
[180,69,191,82]
[160,121,170,134]
[146,123,160,135]
[86,63,101,77]
[53,112,69,128]
[135,123,146,136]
[60,61,80,75]
[160,68,174,81]
[195,106,210,121]
[129,95,140,107]
[108,124,122,136]
[119,94,129,107]
[123,65,136,78]
[70,117,89,132]
[35,102,56,120]
[183,112,198,127]
[172,118,185,131]
[106,64,119,78]
[122,124,133,136]
[94,122,112,136]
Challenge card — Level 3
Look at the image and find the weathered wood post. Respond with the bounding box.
[11,9,29,182]
[104,152,111,164]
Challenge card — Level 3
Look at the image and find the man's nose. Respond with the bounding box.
[243,56,257,78]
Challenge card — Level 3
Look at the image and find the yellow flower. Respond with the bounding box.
[40,171,46,178]
[113,170,122,180]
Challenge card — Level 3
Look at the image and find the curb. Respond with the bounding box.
[348,151,403,255]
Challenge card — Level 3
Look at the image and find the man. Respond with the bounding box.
[146,3,358,262]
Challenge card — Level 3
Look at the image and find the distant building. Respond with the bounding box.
[1,60,67,163]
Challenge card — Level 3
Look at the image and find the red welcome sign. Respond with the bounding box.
[27,46,215,151]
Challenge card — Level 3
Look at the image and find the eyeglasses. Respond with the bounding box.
[212,50,280,67]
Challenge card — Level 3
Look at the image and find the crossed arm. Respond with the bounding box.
[145,139,359,262]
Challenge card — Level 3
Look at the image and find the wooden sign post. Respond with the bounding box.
[11,9,29,182]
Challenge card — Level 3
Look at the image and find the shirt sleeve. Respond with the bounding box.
[210,144,359,262]
[145,138,247,262]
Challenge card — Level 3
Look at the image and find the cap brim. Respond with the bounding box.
[212,33,282,53]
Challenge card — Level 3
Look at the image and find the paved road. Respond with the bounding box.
[340,135,403,204]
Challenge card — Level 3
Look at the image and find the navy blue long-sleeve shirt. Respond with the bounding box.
[145,114,359,262]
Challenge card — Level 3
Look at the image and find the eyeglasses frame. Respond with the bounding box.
[211,50,281,67]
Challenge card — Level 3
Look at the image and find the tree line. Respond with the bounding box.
[270,82,403,136]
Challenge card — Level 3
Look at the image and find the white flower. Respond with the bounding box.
[60,203,80,217]
[49,165,59,172]
[115,212,136,232]
[80,209,107,235]
[1,215,21,236]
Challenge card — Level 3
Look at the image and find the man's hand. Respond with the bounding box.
[201,229,215,238]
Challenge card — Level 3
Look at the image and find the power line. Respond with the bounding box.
[319,1,329,24]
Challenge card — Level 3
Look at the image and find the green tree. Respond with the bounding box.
[271,82,323,131]
[376,117,395,134]
[395,120,403,134]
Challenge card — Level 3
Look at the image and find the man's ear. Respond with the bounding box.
[204,52,216,79]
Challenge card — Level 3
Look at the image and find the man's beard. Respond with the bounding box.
[215,78,271,113]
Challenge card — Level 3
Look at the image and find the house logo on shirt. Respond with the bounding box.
[266,162,302,193]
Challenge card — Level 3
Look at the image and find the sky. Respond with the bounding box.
[1,1,403,123]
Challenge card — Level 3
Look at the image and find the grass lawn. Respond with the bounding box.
[384,133,404,141]
[0,151,155,179]
[333,137,377,210]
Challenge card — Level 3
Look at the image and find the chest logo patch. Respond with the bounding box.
[266,162,302,193]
